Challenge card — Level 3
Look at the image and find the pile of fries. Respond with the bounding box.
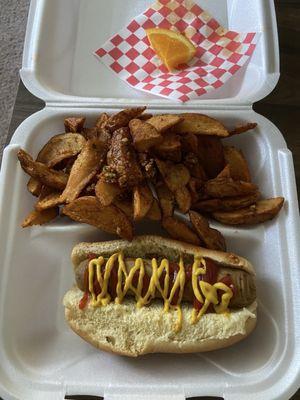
[17,107,284,250]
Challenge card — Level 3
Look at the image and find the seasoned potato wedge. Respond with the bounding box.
[95,179,122,206]
[36,133,86,167]
[64,117,86,133]
[60,139,107,203]
[26,132,85,196]
[146,198,162,221]
[189,211,226,251]
[194,191,260,212]
[205,178,258,198]
[188,177,204,205]
[224,146,251,182]
[156,183,175,217]
[26,132,86,197]
[229,122,257,136]
[18,149,69,190]
[27,179,43,197]
[175,186,192,213]
[212,197,284,225]
[137,113,153,121]
[162,216,200,246]
[62,196,133,240]
[197,136,225,178]
[35,192,63,211]
[181,132,198,154]
[129,119,162,152]
[216,164,231,179]
[155,159,190,192]
[22,208,58,227]
[133,184,154,220]
[95,113,109,129]
[106,107,146,132]
[114,198,134,219]
[147,114,182,133]
[107,127,143,188]
[153,132,181,162]
[175,114,229,137]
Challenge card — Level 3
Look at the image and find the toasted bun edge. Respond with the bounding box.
[71,235,255,276]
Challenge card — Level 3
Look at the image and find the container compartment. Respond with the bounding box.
[0,108,299,400]
[21,0,279,105]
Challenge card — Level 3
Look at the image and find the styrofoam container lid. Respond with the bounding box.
[20,0,280,107]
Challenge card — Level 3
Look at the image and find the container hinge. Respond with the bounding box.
[104,388,185,400]
[44,101,253,111]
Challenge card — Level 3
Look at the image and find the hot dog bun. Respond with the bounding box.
[71,235,255,275]
[63,235,257,356]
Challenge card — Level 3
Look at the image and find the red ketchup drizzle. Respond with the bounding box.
[132,271,150,297]
[188,258,219,313]
[217,275,236,301]
[79,292,89,310]
[108,263,118,300]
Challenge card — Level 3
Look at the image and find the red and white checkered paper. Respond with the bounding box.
[94,0,260,103]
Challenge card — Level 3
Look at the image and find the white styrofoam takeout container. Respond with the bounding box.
[0,1,299,399]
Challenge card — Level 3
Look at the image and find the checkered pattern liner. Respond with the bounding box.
[94,0,260,103]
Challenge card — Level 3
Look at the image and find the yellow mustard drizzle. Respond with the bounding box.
[87,253,233,331]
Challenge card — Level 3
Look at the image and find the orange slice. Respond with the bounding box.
[146,28,196,71]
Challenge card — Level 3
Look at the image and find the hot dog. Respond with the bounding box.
[63,235,257,356]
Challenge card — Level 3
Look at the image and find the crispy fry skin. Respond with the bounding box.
[62,196,133,240]
[146,199,162,221]
[175,186,192,213]
[189,211,226,251]
[18,149,69,190]
[114,198,134,219]
[95,177,122,207]
[224,146,251,182]
[138,153,157,181]
[60,139,107,203]
[229,123,257,136]
[106,107,146,132]
[153,132,181,162]
[216,164,231,179]
[129,119,162,152]
[205,178,258,198]
[175,113,229,137]
[155,159,190,192]
[188,177,204,205]
[27,179,43,197]
[107,128,144,189]
[21,208,58,227]
[181,132,198,154]
[155,183,175,217]
[95,113,109,129]
[212,198,284,225]
[162,216,201,246]
[64,117,86,133]
[26,133,85,196]
[147,114,182,133]
[193,191,260,213]
[133,184,154,220]
[35,192,62,211]
[35,133,86,168]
